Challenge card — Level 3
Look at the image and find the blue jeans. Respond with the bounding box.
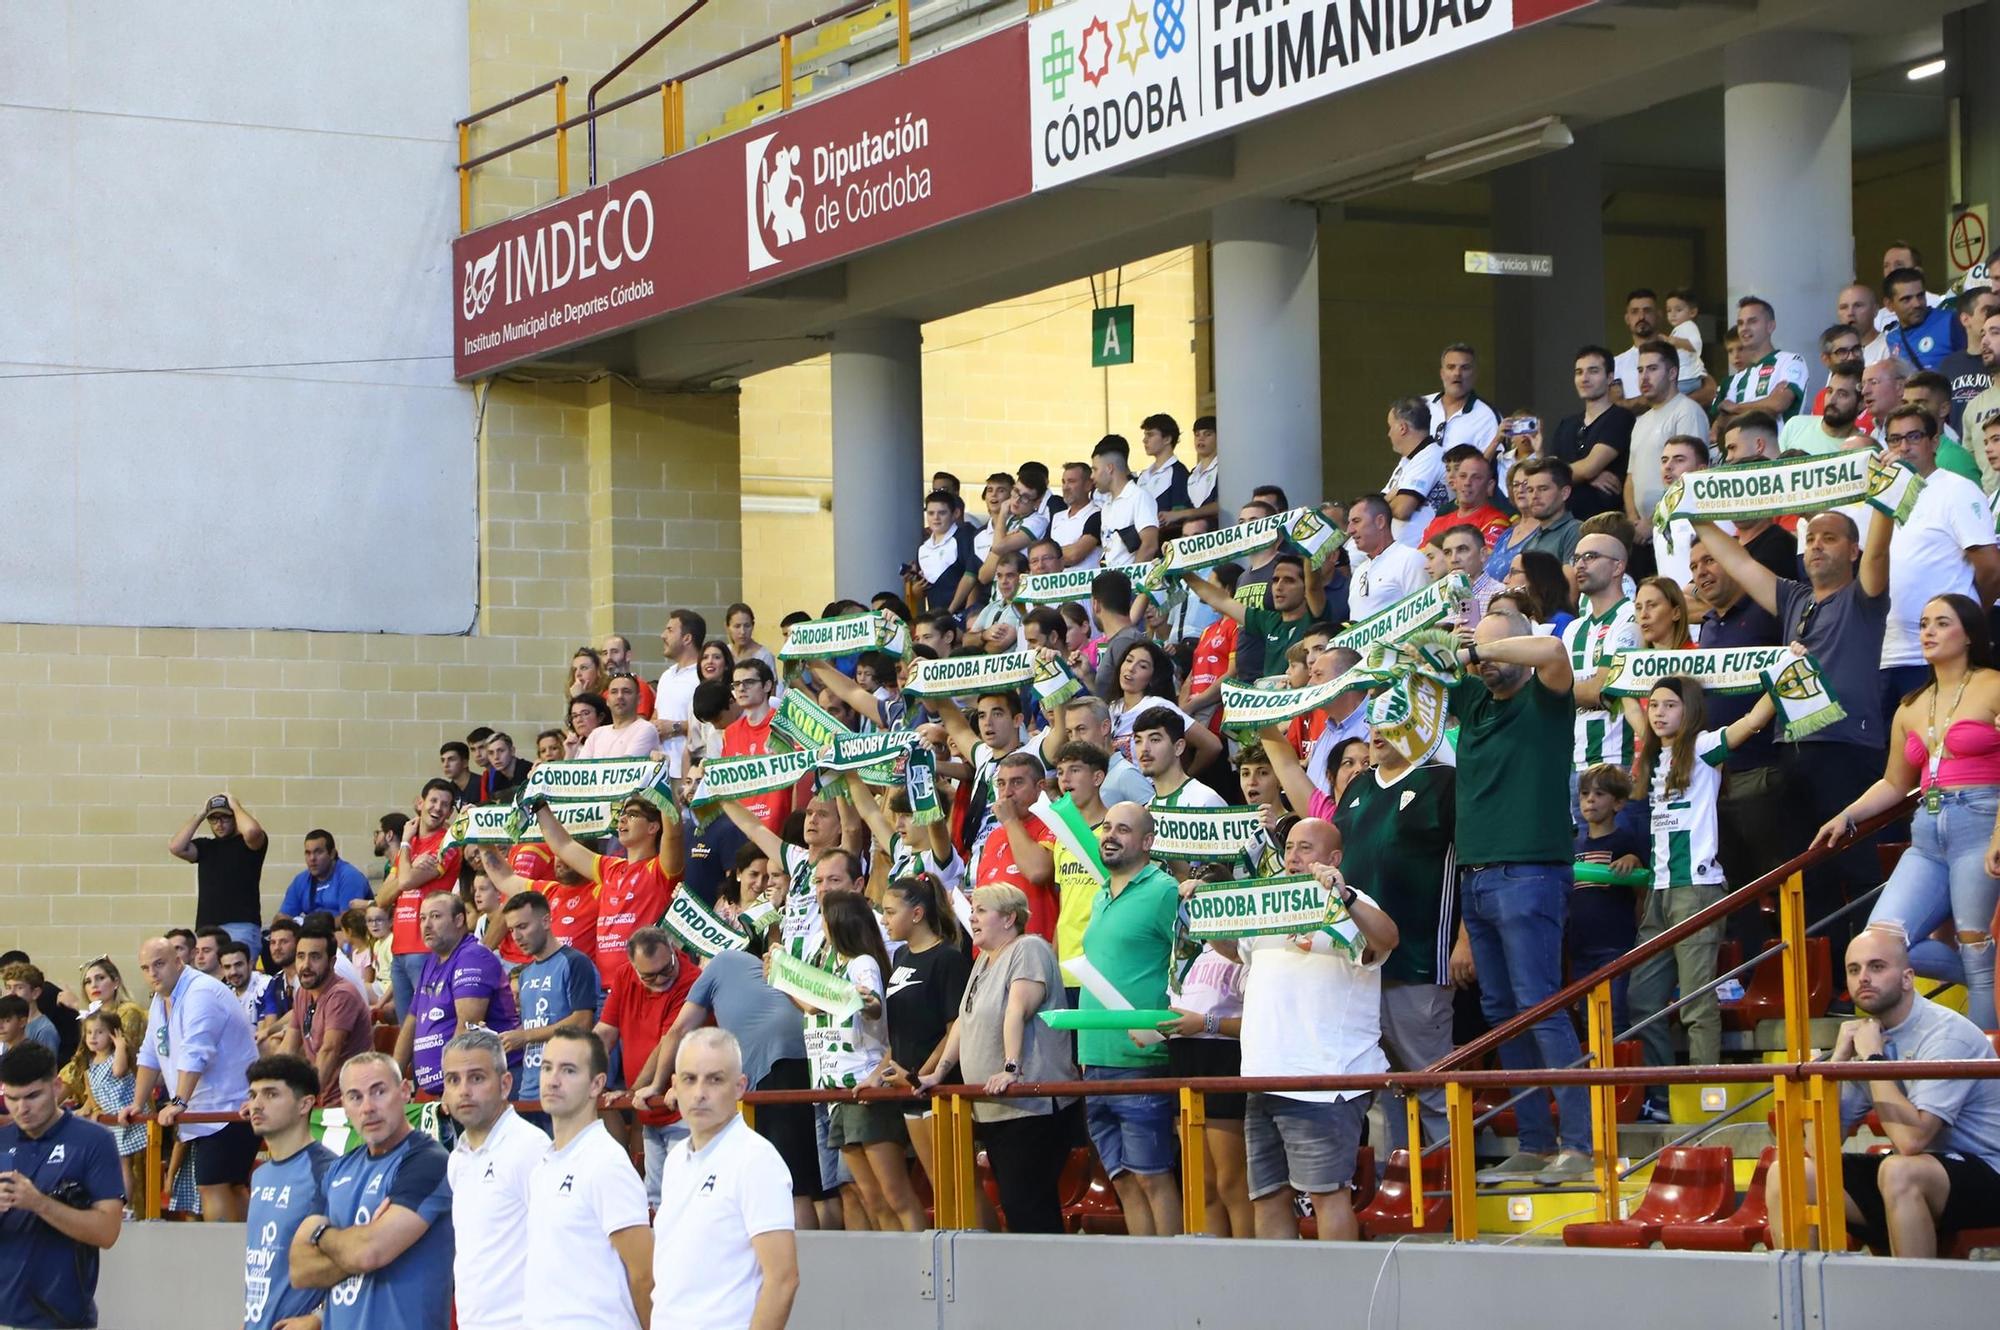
[642,1121,692,1207]
[390,952,427,1023]
[1869,786,2000,1030]
[1082,1065,1177,1178]
[1461,863,1593,1154]
[220,921,263,959]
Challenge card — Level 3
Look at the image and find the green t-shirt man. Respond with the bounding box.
[1236,603,1331,682]
[1448,672,1575,865]
[1331,763,1457,983]
[1076,861,1180,1069]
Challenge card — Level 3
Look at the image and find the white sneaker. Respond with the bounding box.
[1534,1150,1595,1186]
[1475,1150,1550,1183]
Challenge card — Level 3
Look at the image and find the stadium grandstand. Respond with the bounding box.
[8,1,2000,1327]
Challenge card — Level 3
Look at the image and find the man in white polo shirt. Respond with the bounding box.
[1092,434,1161,569]
[653,1028,799,1330]
[443,1028,549,1330]
[526,1028,654,1330]
[1422,343,1499,462]
[1049,461,1104,569]
[653,610,704,780]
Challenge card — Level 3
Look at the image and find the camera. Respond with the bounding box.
[1504,416,1540,438]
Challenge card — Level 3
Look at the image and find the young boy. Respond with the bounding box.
[1663,288,1707,395]
[1571,764,1648,1051]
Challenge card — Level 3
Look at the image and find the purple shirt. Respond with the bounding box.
[410,934,521,1093]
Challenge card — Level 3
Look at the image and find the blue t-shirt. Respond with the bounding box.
[0,1111,126,1329]
[1884,304,1964,372]
[244,1142,337,1330]
[321,1130,454,1330]
[514,945,600,1103]
[412,936,521,1094]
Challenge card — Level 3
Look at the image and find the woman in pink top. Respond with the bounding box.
[1813,593,2000,1029]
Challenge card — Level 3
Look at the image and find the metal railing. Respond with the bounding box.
[587,0,712,187]
[455,0,974,234]
[109,1055,1999,1253]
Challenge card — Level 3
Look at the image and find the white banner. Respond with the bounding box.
[1029,0,1527,191]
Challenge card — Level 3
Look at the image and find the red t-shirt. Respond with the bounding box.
[722,709,792,832]
[508,843,557,881]
[593,854,678,985]
[1420,504,1512,549]
[392,827,463,955]
[1187,618,1238,735]
[543,879,601,962]
[974,815,1058,946]
[600,952,702,1125]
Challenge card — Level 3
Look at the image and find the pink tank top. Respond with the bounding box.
[1905,719,2000,790]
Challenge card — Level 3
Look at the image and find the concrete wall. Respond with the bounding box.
[92,1221,1998,1330]
[0,0,476,634]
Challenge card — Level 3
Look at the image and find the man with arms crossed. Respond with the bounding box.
[444,1028,548,1330]
[653,1028,799,1330]
[290,1053,454,1330]
[521,1028,653,1329]
[243,1054,336,1330]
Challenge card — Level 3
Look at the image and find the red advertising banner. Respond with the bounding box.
[453,27,1031,380]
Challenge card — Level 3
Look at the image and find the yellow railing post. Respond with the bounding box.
[1444,1081,1477,1241]
[1179,1087,1207,1235]
[739,1100,756,1130]
[457,124,471,234]
[1807,1073,1847,1252]
[897,0,911,64]
[1585,980,1620,1222]
[1770,1074,1807,1249]
[554,79,570,197]
[661,83,674,158]
[1776,871,1810,1061]
[143,1120,162,1220]
[932,1092,975,1227]
[779,34,795,111]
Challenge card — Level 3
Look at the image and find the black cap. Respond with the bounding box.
[205,795,232,816]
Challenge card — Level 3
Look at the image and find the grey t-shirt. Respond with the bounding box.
[687,949,807,1089]
[1839,995,2000,1170]
[957,935,1077,1122]
[1102,753,1155,807]
[1771,575,1889,749]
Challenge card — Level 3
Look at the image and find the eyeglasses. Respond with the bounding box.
[1884,430,1931,446]
[1573,551,1617,566]
[633,957,675,985]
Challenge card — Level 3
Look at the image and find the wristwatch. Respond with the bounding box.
[1863,1053,1889,1062]
[309,1219,332,1248]
[167,1095,188,1108]
[1003,1061,1021,1075]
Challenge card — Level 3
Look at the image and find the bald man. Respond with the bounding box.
[1766,928,2000,1256]
[1212,819,1401,1239]
[1076,802,1184,1236]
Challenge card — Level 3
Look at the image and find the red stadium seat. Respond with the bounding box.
[1357,1147,1451,1238]
[1722,937,1832,1031]
[1946,1227,2000,1258]
[1562,1146,1734,1248]
[372,1024,399,1054]
[1659,1147,1774,1252]
[1063,1150,1127,1235]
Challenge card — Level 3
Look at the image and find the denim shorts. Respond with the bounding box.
[1244,1091,1372,1199]
[1083,1065,1177,1178]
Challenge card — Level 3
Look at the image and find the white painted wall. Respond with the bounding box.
[0,1,477,633]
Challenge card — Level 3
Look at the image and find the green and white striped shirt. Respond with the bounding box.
[1720,351,1810,423]
[1563,598,1639,769]
[1647,728,1730,890]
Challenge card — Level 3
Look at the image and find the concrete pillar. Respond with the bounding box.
[1490,129,1606,420]
[830,318,925,601]
[1949,5,2000,247]
[1724,32,1853,370]
[1210,199,1322,513]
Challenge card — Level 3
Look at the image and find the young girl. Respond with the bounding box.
[875,874,974,1220]
[1628,676,1775,1115]
[80,1010,145,1208]
[797,893,925,1232]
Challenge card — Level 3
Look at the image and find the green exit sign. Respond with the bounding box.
[1092,305,1134,367]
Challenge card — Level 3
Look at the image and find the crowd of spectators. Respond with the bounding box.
[11,246,2000,1329]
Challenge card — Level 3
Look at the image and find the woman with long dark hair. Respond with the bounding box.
[874,874,973,1216]
[1505,550,1576,634]
[1109,639,1224,772]
[1824,593,2000,1029]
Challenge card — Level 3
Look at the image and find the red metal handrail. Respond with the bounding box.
[587,0,711,186]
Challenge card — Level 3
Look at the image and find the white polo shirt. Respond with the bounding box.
[1347,541,1429,620]
[1097,480,1160,568]
[525,1119,651,1330]
[1422,392,1499,457]
[1049,501,1103,569]
[1385,442,1449,546]
[1884,466,1997,667]
[448,1107,550,1330]
[655,661,701,778]
[652,1116,796,1330]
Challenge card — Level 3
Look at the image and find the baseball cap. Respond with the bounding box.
[205,795,232,817]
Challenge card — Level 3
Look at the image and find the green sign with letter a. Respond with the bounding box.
[1092,304,1134,367]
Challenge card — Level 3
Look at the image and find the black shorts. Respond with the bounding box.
[1843,1149,2000,1241]
[755,1058,823,1201]
[1167,1037,1244,1121]
[192,1120,258,1187]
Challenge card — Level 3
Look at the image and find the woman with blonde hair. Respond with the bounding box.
[919,884,1080,1233]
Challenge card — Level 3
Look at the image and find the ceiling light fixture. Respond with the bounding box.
[1908,58,1946,80]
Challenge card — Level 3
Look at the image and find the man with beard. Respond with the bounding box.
[1765,928,2000,1257]
[1559,532,1638,821]
[1780,364,1869,456]
[276,922,372,1099]
[1610,288,1663,409]
[1803,323,1868,423]
[1960,308,2000,492]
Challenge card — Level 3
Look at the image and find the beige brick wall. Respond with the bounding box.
[737,248,1200,626]
[0,378,739,982]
